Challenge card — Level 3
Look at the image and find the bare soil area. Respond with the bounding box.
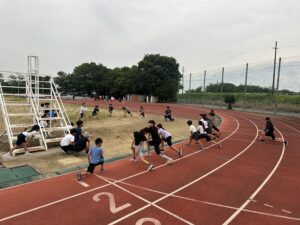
[0,103,188,175]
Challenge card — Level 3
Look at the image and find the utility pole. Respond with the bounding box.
[202,70,206,104]
[181,66,184,94]
[274,57,282,115]
[220,67,224,100]
[188,73,192,103]
[243,63,248,111]
[272,41,278,95]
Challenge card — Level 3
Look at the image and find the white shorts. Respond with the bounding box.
[134,144,145,157]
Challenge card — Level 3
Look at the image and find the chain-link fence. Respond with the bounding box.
[178,56,300,114]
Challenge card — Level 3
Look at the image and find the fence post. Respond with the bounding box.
[274,57,281,115]
[243,63,248,111]
[220,67,224,102]
[202,70,206,104]
[188,73,192,104]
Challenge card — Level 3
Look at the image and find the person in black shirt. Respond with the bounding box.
[130,130,154,171]
[145,120,173,164]
[258,117,288,145]
[89,105,99,119]
[164,106,175,122]
[74,132,91,154]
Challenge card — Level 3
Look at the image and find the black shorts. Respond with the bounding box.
[148,140,161,155]
[191,132,200,141]
[265,131,275,140]
[87,160,104,173]
[198,133,211,142]
[163,136,173,146]
[60,145,74,153]
[16,133,26,146]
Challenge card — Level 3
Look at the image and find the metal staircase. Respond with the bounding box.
[0,56,70,154]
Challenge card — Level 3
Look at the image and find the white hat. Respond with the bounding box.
[83,132,91,137]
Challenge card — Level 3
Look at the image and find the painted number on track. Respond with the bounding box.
[136,218,162,225]
[93,192,131,214]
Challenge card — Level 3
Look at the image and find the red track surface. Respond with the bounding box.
[0,101,299,225]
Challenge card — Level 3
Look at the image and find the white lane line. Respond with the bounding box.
[223,119,286,225]
[117,179,300,222]
[108,115,261,225]
[0,112,237,223]
[281,209,292,214]
[264,204,274,208]
[78,181,89,188]
[95,175,193,225]
[249,199,257,203]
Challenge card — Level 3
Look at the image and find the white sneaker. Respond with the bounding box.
[3,152,13,159]
[129,157,137,162]
[24,152,32,156]
[166,158,173,165]
[147,164,154,172]
[178,149,183,158]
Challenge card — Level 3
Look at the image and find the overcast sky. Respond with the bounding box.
[0,0,299,83]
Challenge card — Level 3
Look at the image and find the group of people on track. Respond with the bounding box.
[3,103,288,183]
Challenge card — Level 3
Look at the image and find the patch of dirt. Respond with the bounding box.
[0,103,188,175]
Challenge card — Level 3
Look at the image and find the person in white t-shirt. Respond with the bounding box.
[3,125,40,159]
[64,122,74,135]
[157,124,183,158]
[197,121,222,149]
[187,120,205,150]
[60,128,77,154]
[79,103,87,119]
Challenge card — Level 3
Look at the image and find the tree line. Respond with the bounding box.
[54,54,182,102]
[188,83,295,94]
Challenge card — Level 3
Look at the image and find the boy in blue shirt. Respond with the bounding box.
[77,138,104,181]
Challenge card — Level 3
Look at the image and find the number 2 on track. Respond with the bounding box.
[93,192,131,214]
[136,218,161,225]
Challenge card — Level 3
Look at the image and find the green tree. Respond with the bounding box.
[224,95,236,109]
[137,54,181,102]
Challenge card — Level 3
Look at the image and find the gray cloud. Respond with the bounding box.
[0,0,299,90]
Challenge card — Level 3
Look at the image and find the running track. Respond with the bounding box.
[0,101,299,225]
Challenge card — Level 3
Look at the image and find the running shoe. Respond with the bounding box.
[3,152,13,159]
[100,168,105,173]
[24,152,32,156]
[178,149,183,158]
[284,141,288,146]
[218,142,222,149]
[129,157,137,162]
[199,146,205,151]
[147,164,154,172]
[76,173,82,181]
[166,158,173,165]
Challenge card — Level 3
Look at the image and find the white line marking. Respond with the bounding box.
[281,209,292,214]
[108,115,262,225]
[118,179,300,222]
[264,204,274,208]
[0,112,237,223]
[95,175,194,225]
[223,117,286,225]
[78,181,89,188]
[249,199,257,203]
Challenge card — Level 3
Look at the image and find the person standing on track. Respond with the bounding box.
[130,130,154,171]
[258,117,288,145]
[145,120,173,164]
[77,137,105,181]
[186,120,205,150]
[157,123,183,158]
